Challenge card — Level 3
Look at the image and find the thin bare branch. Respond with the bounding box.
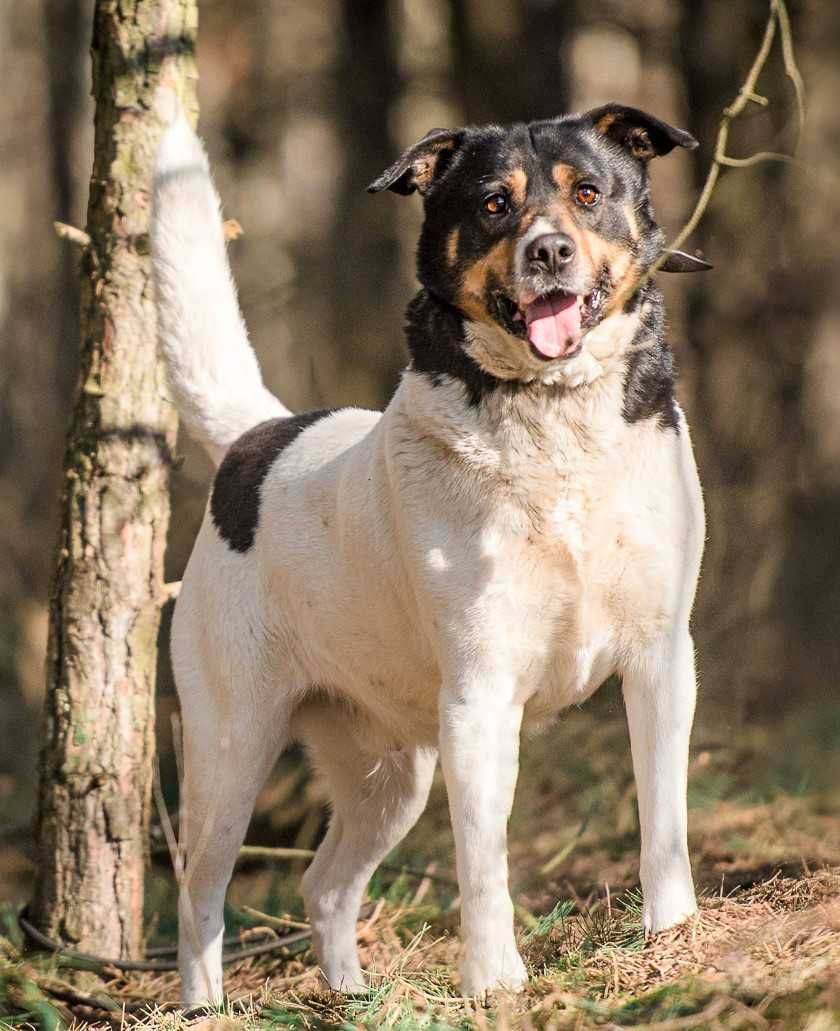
[722,8,778,121]
[642,0,804,289]
[153,760,212,999]
[774,0,807,132]
[717,151,803,169]
[53,220,90,247]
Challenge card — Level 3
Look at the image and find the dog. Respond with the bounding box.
[151,101,708,1005]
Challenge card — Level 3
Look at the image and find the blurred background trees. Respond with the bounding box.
[1,0,838,897]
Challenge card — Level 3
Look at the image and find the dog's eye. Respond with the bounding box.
[575,183,601,207]
[483,193,509,216]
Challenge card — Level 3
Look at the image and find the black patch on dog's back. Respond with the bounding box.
[211,409,336,553]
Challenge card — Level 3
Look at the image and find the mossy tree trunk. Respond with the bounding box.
[33,0,197,958]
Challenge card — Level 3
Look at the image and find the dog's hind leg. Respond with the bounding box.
[175,689,289,1005]
[293,701,437,992]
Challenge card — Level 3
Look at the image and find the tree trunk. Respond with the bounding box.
[330,0,403,406]
[32,0,197,958]
[449,0,573,124]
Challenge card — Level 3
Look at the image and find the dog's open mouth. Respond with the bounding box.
[494,285,605,361]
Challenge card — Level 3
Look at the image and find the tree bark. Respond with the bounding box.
[449,0,573,124]
[32,0,197,958]
[330,0,403,406]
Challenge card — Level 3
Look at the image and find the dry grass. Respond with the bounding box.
[3,865,839,1028]
[3,694,839,1029]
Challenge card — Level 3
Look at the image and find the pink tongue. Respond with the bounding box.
[524,293,582,358]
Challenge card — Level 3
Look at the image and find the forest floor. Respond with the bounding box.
[2,684,839,1029]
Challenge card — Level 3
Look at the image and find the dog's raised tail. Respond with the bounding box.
[151,113,287,465]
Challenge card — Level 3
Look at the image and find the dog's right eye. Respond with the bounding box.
[483,193,509,216]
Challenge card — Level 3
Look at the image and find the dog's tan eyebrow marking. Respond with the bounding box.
[447,226,460,267]
[507,168,528,206]
[551,163,577,191]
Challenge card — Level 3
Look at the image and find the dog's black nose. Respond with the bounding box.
[526,233,576,274]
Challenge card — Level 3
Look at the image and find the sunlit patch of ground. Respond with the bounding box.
[2,689,839,1028]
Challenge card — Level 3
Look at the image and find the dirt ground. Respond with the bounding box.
[2,687,839,1029]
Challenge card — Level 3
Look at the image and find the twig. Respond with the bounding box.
[153,759,210,988]
[18,906,310,974]
[54,217,237,254]
[162,579,181,601]
[240,905,310,931]
[237,843,459,884]
[539,811,590,875]
[53,221,91,247]
[644,0,803,287]
[774,0,806,132]
[239,845,317,861]
[717,150,802,169]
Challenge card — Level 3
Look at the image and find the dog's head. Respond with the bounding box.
[369,104,705,382]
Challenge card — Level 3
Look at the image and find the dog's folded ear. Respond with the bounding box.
[660,249,713,273]
[585,103,698,160]
[367,127,465,196]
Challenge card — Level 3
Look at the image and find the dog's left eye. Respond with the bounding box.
[483,193,509,216]
[575,183,601,207]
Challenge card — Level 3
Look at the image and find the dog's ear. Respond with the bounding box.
[585,103,698,161]
[367,127,465,196]
[660,249,713,273]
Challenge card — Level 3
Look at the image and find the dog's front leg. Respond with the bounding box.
[623,631,698,934]
[439,679,527,998]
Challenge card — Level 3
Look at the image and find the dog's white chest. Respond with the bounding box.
[479,419,700,720]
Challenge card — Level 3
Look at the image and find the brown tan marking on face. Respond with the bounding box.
[606,253,645,315]
[551,162,577,193]
[507,167,529,207]
[447,226,460,267]
[575,226,642,314]
[582,229,637,295]
[545,201,588,258]
[517,210,538,235]
[548,200,640,297]
[578,229,631,278]
[540,210,641,310]
[458,237,516,323]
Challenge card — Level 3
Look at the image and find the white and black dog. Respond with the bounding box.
[151,101,707,1004]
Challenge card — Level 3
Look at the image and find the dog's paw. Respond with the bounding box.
[320,965,367,994]
[460,947,528,999]
[643,889,698,936]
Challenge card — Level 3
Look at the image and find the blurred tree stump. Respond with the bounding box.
[32,0,197,957]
